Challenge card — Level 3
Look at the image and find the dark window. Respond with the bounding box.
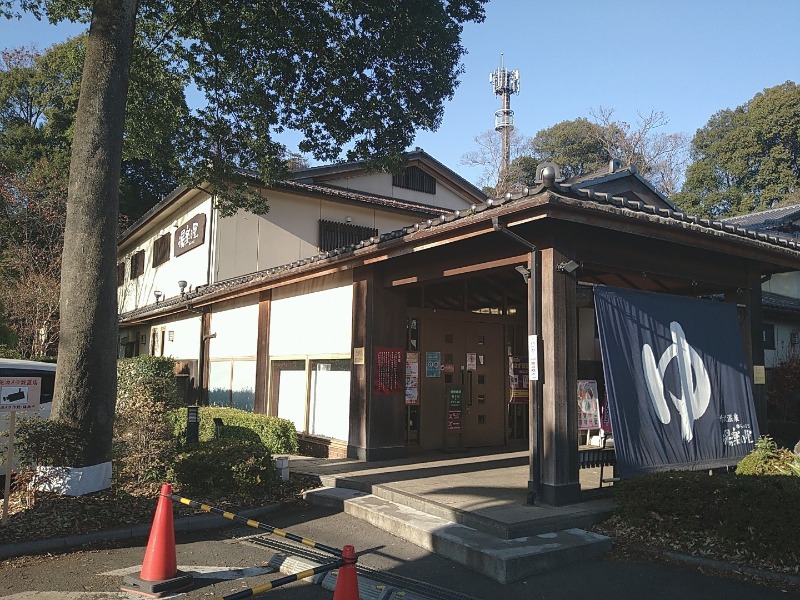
[319,220,377,252]
[130,250,145,278]
[392,166,436,194]
[152,233,170,267]
[763,323,776,350]
[116,262,125,287]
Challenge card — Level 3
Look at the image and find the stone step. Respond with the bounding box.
[304,487,611,584]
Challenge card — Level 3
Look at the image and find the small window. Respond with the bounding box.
[319,220,377,252]
[130,250,145,279]
[116,262,125,287]
[152,233,170,268]
[392,166,436,194]
[763,323,775,350]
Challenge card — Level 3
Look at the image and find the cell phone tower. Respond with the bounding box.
[489,55,520,191]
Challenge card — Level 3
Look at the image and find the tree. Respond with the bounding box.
[672,82,800,218]
[529,118,609,180]
[1,0,487,467]
[460,128,532,195]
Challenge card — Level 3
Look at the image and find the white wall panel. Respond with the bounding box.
[208,297,259,359]
[270,275,353,356]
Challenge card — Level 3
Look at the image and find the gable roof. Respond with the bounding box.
[290,148,488,205]
[560,161,676,211]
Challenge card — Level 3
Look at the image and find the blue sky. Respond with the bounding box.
[2,0,799,186]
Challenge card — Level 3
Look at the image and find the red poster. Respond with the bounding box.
[374,347,404,395]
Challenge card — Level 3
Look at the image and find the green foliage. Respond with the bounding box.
[673,81,800,218]
[115,356,180,484]
[614,469,800,560]
[11,418,84,468]
[170,406,298,455]
[735,435,799,476]
[530,118,610,180]
[168,438,279,500]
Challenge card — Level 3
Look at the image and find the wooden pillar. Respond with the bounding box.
[539,247,580,505]
[254,290,271,414]
[743,265,767,432]
[351,266,408,461]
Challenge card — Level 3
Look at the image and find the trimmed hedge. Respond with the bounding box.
[170,406,298,455]
[168,438,279,499]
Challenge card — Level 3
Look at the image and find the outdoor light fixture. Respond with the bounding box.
[178,280,188,296]
[556,260,580,275]
[515,265,531,284]
[154,290,163,302]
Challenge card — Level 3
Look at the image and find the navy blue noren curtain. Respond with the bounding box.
[594,285,759,478]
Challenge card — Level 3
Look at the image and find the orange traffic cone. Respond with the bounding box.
[333,544,359,600]
[121,483,193,598]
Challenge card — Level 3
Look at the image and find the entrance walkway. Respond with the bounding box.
[290,448,615,539]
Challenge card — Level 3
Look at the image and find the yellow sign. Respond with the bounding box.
[753,365,766,385]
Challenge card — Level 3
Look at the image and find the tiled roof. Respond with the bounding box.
[763,291,800,313]
[120,181,800,323]
[722,204,800,231]
[276,180,451,217]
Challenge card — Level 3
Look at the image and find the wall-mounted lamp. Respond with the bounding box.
[154,290,163,303]
[178,280,188,297]
[556,260,580,275]
[514,265,531,284]
[345,216,352,223]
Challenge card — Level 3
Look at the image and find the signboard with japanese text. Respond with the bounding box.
[405,352,419,405]
[528,335,539,381]
[0,377,41,412]
[594,285,759,478]
[174,213,207,257]
[374,347,403,395]
[508,356,528,403]
[425,351,441,378]
[447,386,463,431]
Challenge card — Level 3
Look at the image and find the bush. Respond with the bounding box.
[115,356,181,485]
[735,435,799,476]
[10,418,85,468]
[170,406,298,454]
[168,438,279,501]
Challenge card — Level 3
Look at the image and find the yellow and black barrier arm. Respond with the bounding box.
[168,493,343,557]
[220,558,345,600]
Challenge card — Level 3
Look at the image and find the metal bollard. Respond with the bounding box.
[275,456,290,482]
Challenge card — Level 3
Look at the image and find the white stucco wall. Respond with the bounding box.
[118,193,213,313]
[208,296,259,360]
[214,191,423,281]
[269,273,353,356]
[325,172,474,211]
[764,272,800,298]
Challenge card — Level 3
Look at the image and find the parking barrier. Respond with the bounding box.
[220,559,346,600]
[168,492,343,557]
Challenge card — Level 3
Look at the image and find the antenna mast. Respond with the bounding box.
[489,55,520,191]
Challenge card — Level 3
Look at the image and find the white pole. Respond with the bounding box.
[3,411,16,525]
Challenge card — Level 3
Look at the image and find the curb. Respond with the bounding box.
[653,549,800,589]
[0,503,283,561]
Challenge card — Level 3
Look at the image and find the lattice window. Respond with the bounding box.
[319,220,377,252]
[392,166,436,194]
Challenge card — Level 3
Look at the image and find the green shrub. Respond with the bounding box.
[11,418,85,468]
[168,438,279,500]
[735,435,798,476]
[115,356,180,485]
[170,406,298,454]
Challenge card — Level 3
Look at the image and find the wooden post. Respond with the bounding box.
[2,412,15,525]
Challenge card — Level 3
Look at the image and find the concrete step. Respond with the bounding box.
[304,487,611,584]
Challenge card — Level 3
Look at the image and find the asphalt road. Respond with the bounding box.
[0,502,797,599]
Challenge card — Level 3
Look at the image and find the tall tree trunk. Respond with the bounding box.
[52,0,137,467]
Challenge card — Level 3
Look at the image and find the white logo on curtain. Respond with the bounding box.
[642,321,711,442]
